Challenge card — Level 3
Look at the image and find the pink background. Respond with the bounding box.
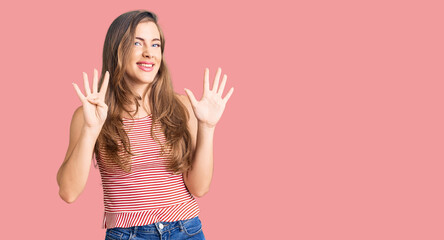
[1,0,443,239]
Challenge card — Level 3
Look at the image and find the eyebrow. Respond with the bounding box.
[135,37,161,42]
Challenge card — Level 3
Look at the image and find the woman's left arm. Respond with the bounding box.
[180,67,234,197]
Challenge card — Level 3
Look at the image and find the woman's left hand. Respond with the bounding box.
[184,67,234,128]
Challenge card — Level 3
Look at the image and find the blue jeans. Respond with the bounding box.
[105,216,205,240]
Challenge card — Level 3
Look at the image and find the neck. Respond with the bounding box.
[123,84,152,117]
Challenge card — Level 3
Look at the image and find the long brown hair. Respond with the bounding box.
[93,10,193,174]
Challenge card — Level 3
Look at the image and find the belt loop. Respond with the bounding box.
[178,219,185,231]
[130,226,137,240]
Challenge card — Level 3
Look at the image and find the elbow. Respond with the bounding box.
[59,189,78,204]
[57,171,75,203]
[192,188,210,198]
[57,173,83,204]
[184,174,211,198]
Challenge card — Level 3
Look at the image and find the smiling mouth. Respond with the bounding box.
[137,63,153,67]
[137,63,154,72]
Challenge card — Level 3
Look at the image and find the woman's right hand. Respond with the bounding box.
[72,69,110,130]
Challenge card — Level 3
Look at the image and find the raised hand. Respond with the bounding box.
[184,67,234,128]
[72,69,110,129]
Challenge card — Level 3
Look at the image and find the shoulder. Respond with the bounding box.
[72,105,84,122]
[175,94,197,145]
[175,93,197,126]
[70,105,85,128]
[176,93,193,113]
[176,93,190,106]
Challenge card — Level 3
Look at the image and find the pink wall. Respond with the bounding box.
[1,0,443,239]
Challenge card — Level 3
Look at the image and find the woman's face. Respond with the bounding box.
[124,21,162,86]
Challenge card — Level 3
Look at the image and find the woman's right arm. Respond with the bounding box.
[57,69,110,203]
[56,106,101,203]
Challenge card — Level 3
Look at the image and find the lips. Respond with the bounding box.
[136,62,154,72]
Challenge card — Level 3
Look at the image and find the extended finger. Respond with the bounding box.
[203,68,209,94]
[217,74,227,96]
[223,87,234,104]
[83,72,91,96]
[184,88,198,107]
[99,71,110,98]
[93,68,98,93]
[73,83,86,101]
[212,67,221,92]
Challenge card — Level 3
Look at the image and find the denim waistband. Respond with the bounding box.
[111,217,196,235]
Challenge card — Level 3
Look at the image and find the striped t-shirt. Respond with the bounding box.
[96,114,200,229]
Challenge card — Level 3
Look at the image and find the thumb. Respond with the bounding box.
[96,100,108,109]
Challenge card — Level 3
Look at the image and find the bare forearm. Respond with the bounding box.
[186,123,215,197]
[57,127,100,203]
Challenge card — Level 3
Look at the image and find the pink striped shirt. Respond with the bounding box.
[96,114,199,229]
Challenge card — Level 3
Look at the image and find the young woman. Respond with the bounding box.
[56,10,233,240]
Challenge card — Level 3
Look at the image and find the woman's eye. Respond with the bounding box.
[152,43,160,47]
[135,42,142,46]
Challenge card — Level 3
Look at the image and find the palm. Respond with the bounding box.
[184,68,234,128]
[72,69,110,129]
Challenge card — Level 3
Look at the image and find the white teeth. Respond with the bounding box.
[138,63,153,67]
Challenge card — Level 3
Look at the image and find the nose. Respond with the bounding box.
[143,48,153,58]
